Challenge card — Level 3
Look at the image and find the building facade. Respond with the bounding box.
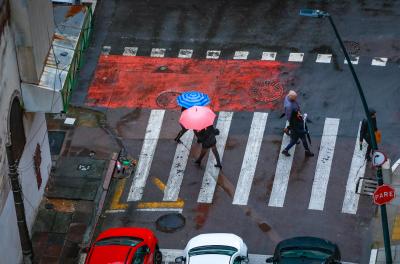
[0,0,54,262]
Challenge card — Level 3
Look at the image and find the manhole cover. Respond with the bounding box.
[249,80,284,103]
[343,41,360,55]
[156,213,185,233]
[156,91,181,109]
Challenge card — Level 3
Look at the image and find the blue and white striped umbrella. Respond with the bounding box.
[176,91,211,109]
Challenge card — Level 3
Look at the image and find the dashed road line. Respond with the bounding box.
[309,118,340,211]
[288,52,304,62]
[371,57,388,66]
[233,51,249,60]
[163,131,194,201]
[150,48,166,57]
[268,121,295,207]
[261,51,277,61]
[101,45,111,55]
[123,46,138,56]
[342,122,367,214]
[197,112,233,203]
[316,54,332,63]
[206,50,221,59]
[178,49,193,58]
[127,110,165,201]
[344,56,360,65]
[233,112,268,205]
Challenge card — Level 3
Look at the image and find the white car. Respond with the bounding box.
[175,233,249,264]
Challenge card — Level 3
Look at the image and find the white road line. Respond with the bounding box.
[261,51,277,61]
[288,52,304,62]
[233,51,249,60]
[160,249,358,264]
[268,121,295,207]
[369,248,378,264]
[371,57,388,66]
[163,131,194,201]
[344,56,359,65]
[197,112,233,203]
[308,118,340,211]
[123,47,138,56]
[150,48,166,57]
[316,54,332,63]
[101,45,111,55]
[136,208,183,213]
[233,112,268,205]
[178,49,193,58]
[342,122,367,214]
[206,50,221,59]
[127,110,165,201]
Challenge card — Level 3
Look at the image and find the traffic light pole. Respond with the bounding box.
[327,15,393,264]
[6,144,34,263]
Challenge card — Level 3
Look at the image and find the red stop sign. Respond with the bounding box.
[374,184,396,205]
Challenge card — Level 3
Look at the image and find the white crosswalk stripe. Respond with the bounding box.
[163,130,194,201]
[308,118,340,211]
[233,112,268,205]
[342,122,367,214]
[127,110,165,201]
[197,112,233,203]
[268,121,295,207]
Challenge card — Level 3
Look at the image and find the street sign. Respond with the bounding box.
[374,184,396,206]
[372,151,387,167]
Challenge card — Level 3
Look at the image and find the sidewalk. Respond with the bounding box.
[31,107,119,263]
[372,159,400,263]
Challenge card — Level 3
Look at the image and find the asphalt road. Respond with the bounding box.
[73,1,400,263]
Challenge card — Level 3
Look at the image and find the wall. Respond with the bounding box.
[0,1,52,263]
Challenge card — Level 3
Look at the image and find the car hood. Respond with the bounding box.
[279,259,328,264]
[189,254,231,264]
[87,245,133,263]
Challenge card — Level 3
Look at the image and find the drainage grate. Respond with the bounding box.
[156,91,181,109]
[249,80,284,103]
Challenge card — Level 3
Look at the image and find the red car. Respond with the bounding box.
[85,227,162,264]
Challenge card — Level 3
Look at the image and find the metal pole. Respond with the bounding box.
[327,15,392,263]
[6,144,34,263]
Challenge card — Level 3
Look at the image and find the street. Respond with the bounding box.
[72,1,400,263]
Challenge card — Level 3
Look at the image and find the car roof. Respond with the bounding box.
[186,233,243,251]
[276,236,339,253]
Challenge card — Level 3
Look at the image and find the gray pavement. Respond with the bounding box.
[70,1,400,263]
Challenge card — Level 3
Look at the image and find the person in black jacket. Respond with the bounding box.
[360,108,377,162]
[174,107,188,143]
[281,109,314,157]
[194,125,222,168]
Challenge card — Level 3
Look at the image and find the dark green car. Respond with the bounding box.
[266,237,341,264]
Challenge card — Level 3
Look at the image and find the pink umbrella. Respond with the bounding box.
[179,106,216,130]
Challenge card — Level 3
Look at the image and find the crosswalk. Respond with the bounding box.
[127,110,369,215]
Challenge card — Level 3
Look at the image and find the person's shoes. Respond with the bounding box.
[305,150,315,157]
[214,164,222,169]
[193,159,201,166]
[281,149,290,157]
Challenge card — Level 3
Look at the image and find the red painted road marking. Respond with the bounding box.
[87,56,298,111]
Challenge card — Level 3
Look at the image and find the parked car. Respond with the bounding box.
[175,233,249,264]
[266,236,341,264]
[85,227,162,264]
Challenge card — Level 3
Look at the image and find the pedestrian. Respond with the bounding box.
[360,108,379,162]
[174,107,188,143]
[281,109,314,157]
[282,90,300,135]
[194,125,222,168]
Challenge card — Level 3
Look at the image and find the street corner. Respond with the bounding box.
[86,55,299,112]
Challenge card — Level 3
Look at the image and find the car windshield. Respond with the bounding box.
[280,246,332,260]
[95,236,143,247]
[189,245,237,257]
